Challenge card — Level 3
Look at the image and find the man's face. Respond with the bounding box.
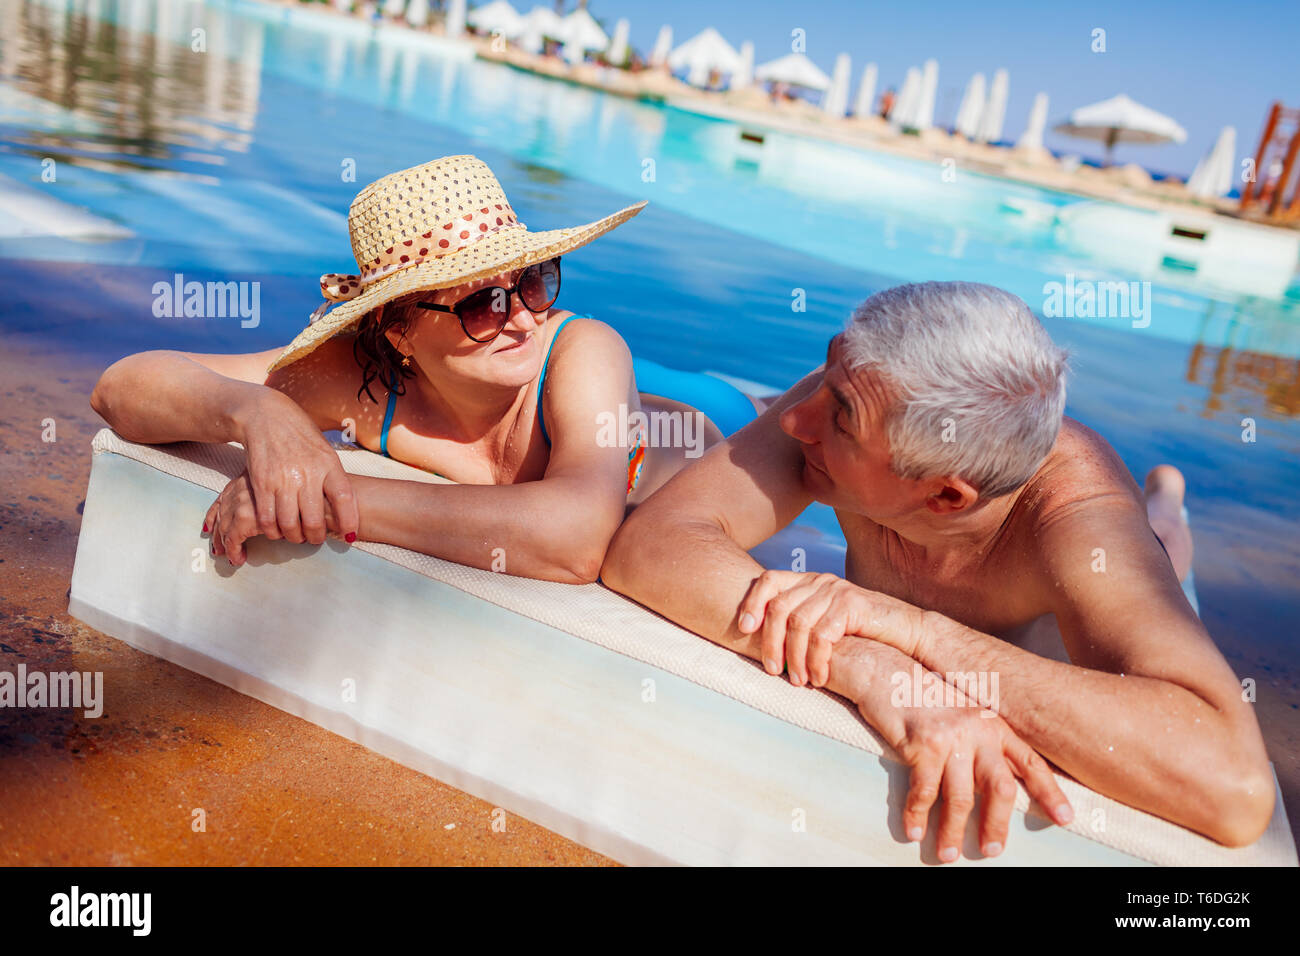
[779,335,932,520]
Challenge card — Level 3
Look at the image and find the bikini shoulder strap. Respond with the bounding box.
[379,368,399,458]
[535,314,590,447]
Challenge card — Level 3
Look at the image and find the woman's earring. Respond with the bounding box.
[401,355,412,367]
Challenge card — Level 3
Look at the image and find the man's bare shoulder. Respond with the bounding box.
[993,417,1162,617]
[1018,417,1146,530]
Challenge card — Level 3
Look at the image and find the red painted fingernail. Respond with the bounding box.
[345,532,356,543]
[202,522,209,533]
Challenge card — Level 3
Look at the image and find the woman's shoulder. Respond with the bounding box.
[265,334,371,429]
[545,312,632,367]
[535,312,635,445]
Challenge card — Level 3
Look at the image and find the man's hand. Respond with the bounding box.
[738,570,1075,860]
[737,570,925,686]
[884,688,1074,861]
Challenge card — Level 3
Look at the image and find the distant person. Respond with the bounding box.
[602,281,1274,860]
[878,86,896,119]
[92,156,761,582]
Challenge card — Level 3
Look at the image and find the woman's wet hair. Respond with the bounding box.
[351,297,420,404]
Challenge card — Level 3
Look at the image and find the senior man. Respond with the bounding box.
[601,281,1272,862]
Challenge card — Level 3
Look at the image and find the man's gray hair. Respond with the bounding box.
[840,281,1069,499]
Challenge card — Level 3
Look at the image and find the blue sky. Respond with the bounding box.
[580,0,1300,176]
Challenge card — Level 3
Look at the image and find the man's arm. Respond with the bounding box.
[899,485,1275,846]
[602,371,821,654]
[602,372,1072,860]
[601,373,952,799]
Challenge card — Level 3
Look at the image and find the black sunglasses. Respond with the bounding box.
[417,258,561,343]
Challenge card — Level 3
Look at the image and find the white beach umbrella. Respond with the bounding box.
[468,1,525,39]
[975,67,1009,144]
[521,5,565,38]
[852,62,878,118]
[1016,92,1049,150]
[518,6,565,53]
[889,66,921,129]
[517,27,543,53]
[444,0,466,36]
[561,7,607,64]
[406,0,429,28]
[821,52,851,117]
[383,0,407,19]
[607,17,630,66]
[669,27,742,87]
[1054,93,1187,164]
[912,58,938,130]
[953,72,985,138]
[649,24,672,68]
[754,52,830,91]
[733,41,754,89]
[1186,126,1237,198]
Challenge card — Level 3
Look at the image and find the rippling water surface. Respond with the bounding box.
[1,0,1298,654]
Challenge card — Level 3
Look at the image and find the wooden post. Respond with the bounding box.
[1288,130,1300,220]
[1241,101,1280,210]
[1268,119,1300,217]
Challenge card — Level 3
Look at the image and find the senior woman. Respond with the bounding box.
[91,156,759,583]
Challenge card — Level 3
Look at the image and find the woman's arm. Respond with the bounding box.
[91,347,359,545]
[337,319,637,584]
[90,348,286,446]
[346,474,612,584]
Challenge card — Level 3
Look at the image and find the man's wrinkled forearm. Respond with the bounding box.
[826,636,927,746]
[606,519,931,741]
[907,608,1274,843]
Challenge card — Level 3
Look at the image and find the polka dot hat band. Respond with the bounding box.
[268,155,647,373]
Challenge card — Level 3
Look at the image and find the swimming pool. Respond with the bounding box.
[2,0,1298,655]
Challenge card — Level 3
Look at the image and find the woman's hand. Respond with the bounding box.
[204,466,360,565]
[205,471,260,565]
[225,389,359,548]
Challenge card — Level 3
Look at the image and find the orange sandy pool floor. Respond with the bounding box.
[0,332,611,866]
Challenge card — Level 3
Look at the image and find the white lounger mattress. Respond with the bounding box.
[68,428,1298,866]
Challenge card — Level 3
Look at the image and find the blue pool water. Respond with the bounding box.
[2,0,1298,655]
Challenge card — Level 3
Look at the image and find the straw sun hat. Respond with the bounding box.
[268,155,646,372]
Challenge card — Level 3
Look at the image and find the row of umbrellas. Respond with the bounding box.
[469,1,618,63]
[439,4,1233,197]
